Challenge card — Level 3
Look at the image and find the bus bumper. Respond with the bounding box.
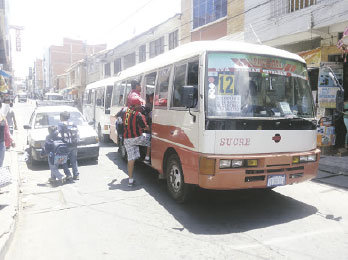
[198,149,320,190]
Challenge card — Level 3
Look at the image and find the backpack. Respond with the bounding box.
[53,140,69,165]
[59,123,79,146]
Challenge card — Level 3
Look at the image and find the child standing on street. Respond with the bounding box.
[43,126,65,184]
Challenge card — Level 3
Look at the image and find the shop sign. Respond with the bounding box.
[318,62,343,108]
[298,48,321,67]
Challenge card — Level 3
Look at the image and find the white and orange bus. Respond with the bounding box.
[109,40,320,202]
[83,78,114,142]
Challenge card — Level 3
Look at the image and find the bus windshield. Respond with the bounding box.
[205,52,314,118]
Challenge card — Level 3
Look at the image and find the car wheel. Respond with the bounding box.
[26,148,37,169]
[97,126,104,143]
[166,154,190,203]
[119,142,127,161]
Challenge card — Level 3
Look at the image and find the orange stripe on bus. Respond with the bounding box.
[152,123,195,148]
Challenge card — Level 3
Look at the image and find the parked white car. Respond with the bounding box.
[23,105,99,167]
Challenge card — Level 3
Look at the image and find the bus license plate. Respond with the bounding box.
[267,174,286,187]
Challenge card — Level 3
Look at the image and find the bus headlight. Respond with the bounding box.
[219,160,231,169]
[300,156,308,163]
[307,154,317,162]
[231,159,243,168]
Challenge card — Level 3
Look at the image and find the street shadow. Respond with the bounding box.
[108,151,318,234]
[107,178,142,191]
[27,158,98,172]
[105,151,128,173]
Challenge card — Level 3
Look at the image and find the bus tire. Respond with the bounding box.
[166,154,190,203]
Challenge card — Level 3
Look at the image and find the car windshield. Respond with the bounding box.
[206,52,315,118]
[34,111,87,129]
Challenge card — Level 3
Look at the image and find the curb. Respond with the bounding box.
[318,164,348,176]
[0,150,20,259]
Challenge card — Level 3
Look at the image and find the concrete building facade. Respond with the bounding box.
[180,0,245,44]
[97,13,181,80]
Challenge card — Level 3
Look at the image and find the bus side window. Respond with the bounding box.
[124,81,132,106]
[105,85,113,110]
[87,90,92,104]
[155,66,171,108]
[172,64,187,108]
[187,60,199,108]
[144,72,157,109]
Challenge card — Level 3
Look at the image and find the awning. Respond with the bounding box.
[0,70,11,78]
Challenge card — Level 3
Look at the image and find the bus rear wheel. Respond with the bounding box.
[166,154,190,203]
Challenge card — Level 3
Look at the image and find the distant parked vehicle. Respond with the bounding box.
[17,93,28,103]
[44,93,64,100]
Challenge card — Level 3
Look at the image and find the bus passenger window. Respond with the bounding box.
[172,64,187,107]
[155,66,171,108]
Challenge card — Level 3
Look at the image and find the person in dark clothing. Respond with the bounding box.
[43,126,65,184]
[58,111,80,181]
[116,97,150,187]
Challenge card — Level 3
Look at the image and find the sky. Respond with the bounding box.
[9,0,181,78]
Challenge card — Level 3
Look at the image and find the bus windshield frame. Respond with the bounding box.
[205,51,315,119]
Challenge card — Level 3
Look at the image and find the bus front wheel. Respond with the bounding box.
[166,154,190,203]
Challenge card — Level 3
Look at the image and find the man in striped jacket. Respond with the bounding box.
[116,97,151,187]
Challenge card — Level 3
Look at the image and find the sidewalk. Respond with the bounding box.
[315,152,348,189]
[0,149,20,259]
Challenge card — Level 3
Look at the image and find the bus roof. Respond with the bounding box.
[86,40,306,89]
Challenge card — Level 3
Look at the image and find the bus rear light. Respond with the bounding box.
[199,157,216,175]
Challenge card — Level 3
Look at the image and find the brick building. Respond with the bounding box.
[44,38,106,92]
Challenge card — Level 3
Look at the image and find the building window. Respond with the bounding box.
[104,63,111,77]
[114,58,122,74]
[124,52,136,69]
[169,30,178,50]
[271,0,317,17]
[139,45,146,63]
[149,37,164,58]
[193,0,227,29]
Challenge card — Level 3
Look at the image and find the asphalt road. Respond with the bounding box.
[5,101,348,260]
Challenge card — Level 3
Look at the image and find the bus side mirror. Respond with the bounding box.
[182,85,197,108]
[182,85,197,122]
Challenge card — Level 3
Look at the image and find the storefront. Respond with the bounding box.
[299,32,348,152]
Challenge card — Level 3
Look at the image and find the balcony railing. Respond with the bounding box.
[271,0,318,17]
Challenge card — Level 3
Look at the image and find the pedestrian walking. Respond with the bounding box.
[0,101,14,167]
[116,97,150,187]
[42,126,65,184]
[58,111,80,181]
[6,102,17,135]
